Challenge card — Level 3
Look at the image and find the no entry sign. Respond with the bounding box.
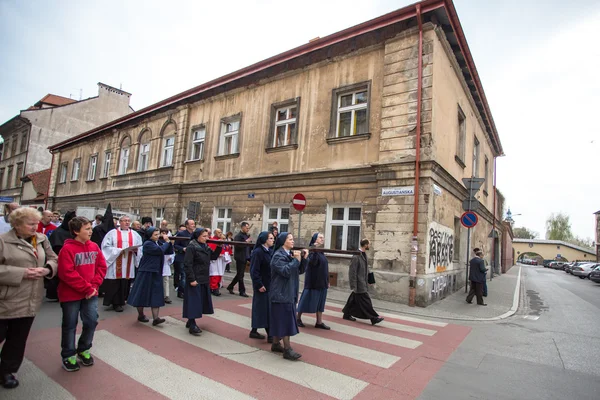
[460,211,478,228]
[292,193,306,211]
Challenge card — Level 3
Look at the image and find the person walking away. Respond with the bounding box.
[342,239,384,325]
[208,228,227,296]
[223,231,233,273]
[0,207,58,389]
[466,248,488,306]
[183,228,222,335]
[249,231,274,342]
[270,232,308,361]
[128,227,173,325]
[228,222,252,297]
[46,210,76,302]
[173,219,195,299]
[297,232,330,330]
[0,202,19,234]
[57,217,107,372]
[100,216,143,312]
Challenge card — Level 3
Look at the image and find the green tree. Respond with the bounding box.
[513,226,539,239]
[571,236,594,248]
[545,213,573,241]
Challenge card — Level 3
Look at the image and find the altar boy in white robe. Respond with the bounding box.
[101,215,143,311]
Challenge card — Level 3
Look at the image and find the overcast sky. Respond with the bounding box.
[1,0,598,241]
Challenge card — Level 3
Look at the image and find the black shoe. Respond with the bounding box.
[211,290,221,297]
[466,299,473,304]
[249,331,266,339]
[267,336,273,344]
[62,356,81,372]
[152,318,166,326]
[371,317,384,325]
[315,322,331,330]
[483,294,488,297]
[177,292,184,299]
[189,325,202,335]
[0,373,19,389]
[46,297,59,302]
[239,292,249,298]
[137,315,149,323]
[77,350,94,367]
[185,320,191,328]
[227,288,235,295]
[296,319,305,328]
[283,348,302,360]
[113,305,124,312]
[271,342,285,353]
[343,314,356,322]
[164,297,172,304]
[477,303,488,306]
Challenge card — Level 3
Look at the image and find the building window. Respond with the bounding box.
[0,168,4,190]
[161,136,174,167]
[213,207,232,233]
[454,217,461,261]
[154,207,165,228]
[87,155,98,181]
[456,106,466,166]
[326,205,361,251]
[130,208,140,219]
[330,82,371,139]
[472,136,480,177]
[20,132,28,153]
[102,151,111,178]
[264,206,289,232]
[138,143,150,171]
[189,127,205,161]
[71,158,81,181]
[6,165,13,188]
[15,162,23,187]
[59,162,68,183]
[268,99,299,149]
[218,116,240,156]
[118,147,129,175]
[484,156,489,194]
[11,136,17,156]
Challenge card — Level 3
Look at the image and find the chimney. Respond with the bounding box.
[97,82,132,104]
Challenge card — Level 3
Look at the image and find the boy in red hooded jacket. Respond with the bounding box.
[57,216,107,372]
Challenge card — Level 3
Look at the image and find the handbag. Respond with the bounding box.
[368,272,376,284]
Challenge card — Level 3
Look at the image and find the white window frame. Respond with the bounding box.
[189,128,206,161]
[273,106,297,147]
[138,142,150,171]
[213,207,233,233]
[218,119,239,156]
[263,205,290,232]
[59,162,68,183]
[325,205,362,251]
[118,147,129,175]
[71,158,81,181]
[161,136,175,167]
[87,155,97,181]
[336,89,368,137]
[102,151,111,178]
[154,207,165,228]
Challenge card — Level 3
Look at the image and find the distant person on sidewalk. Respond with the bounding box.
[227,222,252,297]
[466,248,487,306]
[342,239,384,325]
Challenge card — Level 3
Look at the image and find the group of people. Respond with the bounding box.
[0,201,385,389]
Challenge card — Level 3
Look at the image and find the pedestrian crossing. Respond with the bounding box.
[10,299,471,400]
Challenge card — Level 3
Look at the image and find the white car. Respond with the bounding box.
[572,263,600,279]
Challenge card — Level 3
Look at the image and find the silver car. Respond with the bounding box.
[572,263,600,279]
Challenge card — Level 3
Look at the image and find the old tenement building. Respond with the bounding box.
[47,0,506,306]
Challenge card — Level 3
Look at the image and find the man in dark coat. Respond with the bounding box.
[45,210,77,301]
[227,222,252,297]
[91,205,116,297]
[173,219,195,299]
[466,248,487,306]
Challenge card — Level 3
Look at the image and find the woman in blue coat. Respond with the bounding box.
[128,227,173,326]
[297,232,330,330]
[249,231,274,342]
[269,232,307,361]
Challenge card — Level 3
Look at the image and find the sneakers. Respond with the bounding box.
[77,350,94,367]
[62,356,81,372]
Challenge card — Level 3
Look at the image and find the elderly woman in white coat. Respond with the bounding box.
[0,207,58,389]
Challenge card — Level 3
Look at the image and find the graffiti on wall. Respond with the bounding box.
[430,274,457,301]
[426,222,454,274]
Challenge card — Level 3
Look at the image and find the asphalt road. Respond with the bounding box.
[420,264,600,400]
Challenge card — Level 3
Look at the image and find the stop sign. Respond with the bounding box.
[292,193,306,211]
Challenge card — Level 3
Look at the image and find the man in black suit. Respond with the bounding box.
[466,248,487,306]
[227,222,251,297]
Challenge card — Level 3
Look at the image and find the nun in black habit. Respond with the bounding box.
[45,210,76,301]
[249,231,274,342]
[91,205,116,297]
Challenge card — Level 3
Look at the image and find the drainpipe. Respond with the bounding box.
[45,151,55,210]
[409,4,424,307]
[491,156,497,277]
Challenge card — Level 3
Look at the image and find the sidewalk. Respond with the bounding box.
[325,265,522,322]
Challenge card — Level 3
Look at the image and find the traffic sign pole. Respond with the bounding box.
[292,193,307,244]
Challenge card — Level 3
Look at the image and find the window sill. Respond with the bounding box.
[58,181,66,185]
[99,176,108,180]
[85,179,96,183]
[265,144,298,154]
[70,179,79,183]
[184,159,205,164]
[158,165,175,170]
[214,153,240,161]
[454,155,466,169]
[326,133,371,145]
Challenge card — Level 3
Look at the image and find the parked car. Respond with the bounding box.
[572,263,600,279]
[566,262,590,275]
[564,262,576,274]
[549,261,567,270]
[590,267,600,283]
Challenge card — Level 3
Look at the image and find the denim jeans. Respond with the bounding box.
[60,297,99,359]
[174,261,186,294]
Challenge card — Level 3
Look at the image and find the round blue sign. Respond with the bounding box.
[460,211,478,228]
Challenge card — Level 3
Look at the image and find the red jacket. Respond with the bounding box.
[58,239,107,302]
